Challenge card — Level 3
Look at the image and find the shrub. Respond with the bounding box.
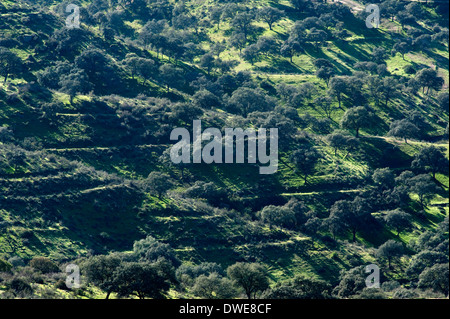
[192,273,238,299]
[355,288,387,299]
[381,281,401,292]
[18,229,34,239]
[176,262,224,281]
[7,277,33,297]
[29,257,60,274]
[8,256,25,268]
[132,236,180,267]
[403,65,416,75]
[55,279,70,291]
[0,258,12,273]
[392,288,419,299]
[264,275,332,299]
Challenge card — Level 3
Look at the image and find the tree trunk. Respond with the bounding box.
[352,229,356,242]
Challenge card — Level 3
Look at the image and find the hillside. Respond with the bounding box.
[0,0,448,300]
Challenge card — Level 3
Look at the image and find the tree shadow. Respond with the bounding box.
[304,44,353,75]
[296,243,350,283]
[333,40,371,64]
[359,136,413,169]
[343,15,382,39]
[253,56,304,74]
[424,46,450,71]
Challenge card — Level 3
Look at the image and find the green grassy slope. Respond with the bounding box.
[0,0,448,298]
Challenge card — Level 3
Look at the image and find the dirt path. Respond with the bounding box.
[363,135,449,148]
[44,144,168,152]
[335,0,365,12]
[281,188,364,196]
[1,183,128,200]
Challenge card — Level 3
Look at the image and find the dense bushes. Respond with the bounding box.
[29,257,60,274]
